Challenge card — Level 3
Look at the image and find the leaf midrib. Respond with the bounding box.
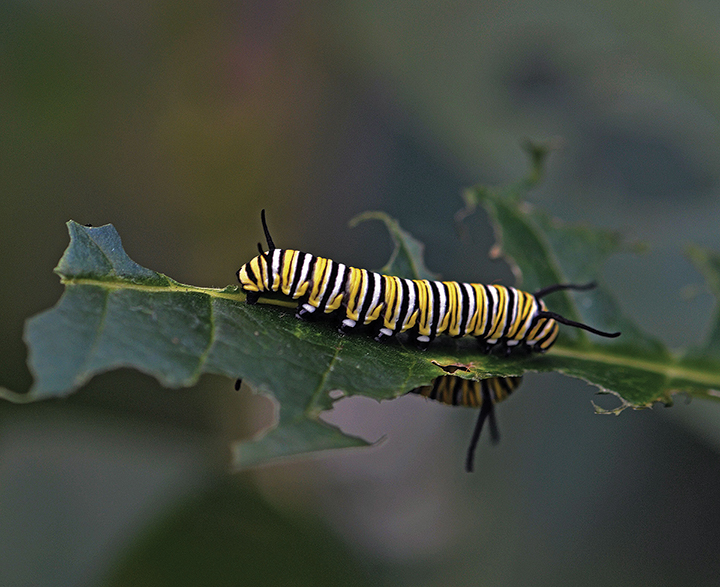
[61,277,720,390]
[549,345,720,387]
[61,277,252,301]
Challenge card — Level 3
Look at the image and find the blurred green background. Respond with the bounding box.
[3,1,720,585]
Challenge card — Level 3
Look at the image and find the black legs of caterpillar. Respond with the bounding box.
[465,385,499,473]
[296,304,317,321]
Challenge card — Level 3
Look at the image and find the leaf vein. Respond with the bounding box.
[75,286,111,388]
[192,296,217,381]
[307,342,344,415]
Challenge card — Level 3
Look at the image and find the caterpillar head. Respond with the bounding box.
[237,254,269,294]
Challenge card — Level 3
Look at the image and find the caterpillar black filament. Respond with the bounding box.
[410,375,522,472]
[237,211,620,353]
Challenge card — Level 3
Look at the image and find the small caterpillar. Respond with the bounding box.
[410,375,522,472]
[237,211,620,353]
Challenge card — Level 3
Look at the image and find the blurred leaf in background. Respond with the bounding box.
[103,475,368,587]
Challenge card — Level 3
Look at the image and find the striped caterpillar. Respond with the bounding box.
[237,211,620,353]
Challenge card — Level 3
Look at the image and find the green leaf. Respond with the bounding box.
[2,221,445,465]
[5,148,720,466]
[459,144,720,412]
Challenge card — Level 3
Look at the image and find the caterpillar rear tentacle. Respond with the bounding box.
[236,211,621,354]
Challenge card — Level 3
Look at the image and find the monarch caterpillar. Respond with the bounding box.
[237,211,620,353]
[410,375,522,472]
